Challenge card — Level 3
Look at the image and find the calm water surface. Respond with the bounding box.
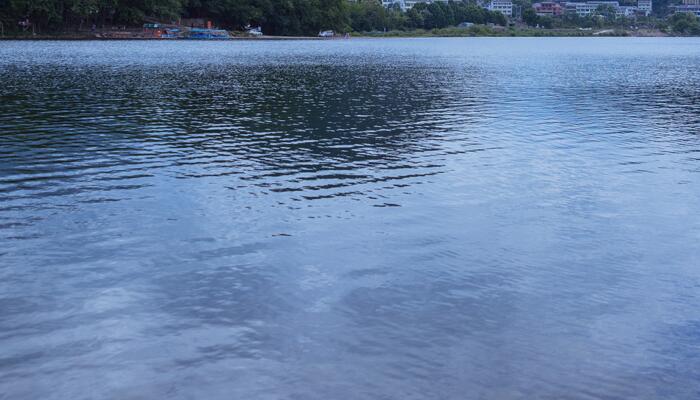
[1,38,699,399]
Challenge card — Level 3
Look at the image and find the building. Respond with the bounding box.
[381,0,407,10]
[564,1,620,17]
[637,0,652,15]
[564,2,600,16]
[673,5,700,16]
[487,0,514,17]
[673,4,700,16]
[533,2,564,16]
[381,0,513,16]
[617,5,638,17]
[672,0,700,16]
[536,0,646,18]
[381,0,445,11]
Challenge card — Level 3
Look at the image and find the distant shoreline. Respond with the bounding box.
[0,28,672,41]
[0,35,329,41]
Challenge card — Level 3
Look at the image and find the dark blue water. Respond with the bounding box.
[1,38,699,399]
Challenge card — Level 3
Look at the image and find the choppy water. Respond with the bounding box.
[1,38,699,399]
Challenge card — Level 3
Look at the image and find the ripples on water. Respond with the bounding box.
[1,38,699,399]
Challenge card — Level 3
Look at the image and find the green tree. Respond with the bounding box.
[670,11,700,34]
[522,7,538,26]
[405,6,424,28]
[488,10,506,25]
[348,0,387,32]
[595,4,617,21]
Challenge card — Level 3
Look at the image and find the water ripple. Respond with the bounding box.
[1,38,700,399]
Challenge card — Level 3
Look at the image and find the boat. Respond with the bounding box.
[246,26,263,37]
[160,28,180,38]
[185,28,230,40]
[143,23,179,39]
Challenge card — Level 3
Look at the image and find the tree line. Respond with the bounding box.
[0,0,508,35]
[348,1,507,32]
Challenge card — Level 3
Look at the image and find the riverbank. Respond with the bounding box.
[0,27,670,40]
[0,33,331,40]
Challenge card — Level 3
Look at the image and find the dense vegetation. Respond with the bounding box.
[0,0,690,36]
[0,0,507,35]
[348,1,507,31]
[668,10,700,33]
[0,0,347,35]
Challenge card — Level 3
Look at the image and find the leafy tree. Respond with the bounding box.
[348,0,386,32]
[425,2,449,28]
[670,11,700,34]
[538,15,553,28]
[595,4,617,21]
[489,10,506,25]
[0,0,663,36]
[522,7,538,26]
[405,6,424,28]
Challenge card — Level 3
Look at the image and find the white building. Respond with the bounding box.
[617,5,638,17]
[564,1,620,17]
[381,0,406,10]
[674,5,700,16]
[637,0,652,15]
[381,0,445,11]
[674,0,700,17]
[487,0,513,17]
[565,2,599,16]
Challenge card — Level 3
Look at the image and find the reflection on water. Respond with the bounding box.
[1,38,699,399]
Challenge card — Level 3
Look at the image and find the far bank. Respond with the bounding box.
[0,27,671,40]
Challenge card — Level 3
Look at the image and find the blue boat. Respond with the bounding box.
[185,28,230,40]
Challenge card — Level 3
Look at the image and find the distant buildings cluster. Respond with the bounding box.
[380,0,426,10]
[534,0,651,18]
[486,0,515,17]
[672,0,700,17]
[381,0,652,19]
[379,0,700,22]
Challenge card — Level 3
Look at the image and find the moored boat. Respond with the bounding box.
[185,28,230,40]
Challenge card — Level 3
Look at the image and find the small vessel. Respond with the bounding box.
[142,23,179,39]
[160,28,180,38]
[246,26,263,36]
[185,28,230,40]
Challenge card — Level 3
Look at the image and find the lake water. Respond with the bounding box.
[1,38,699,399]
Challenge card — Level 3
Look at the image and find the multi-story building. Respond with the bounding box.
[637,0,652,15]
[487,0,514,17]
[672,0,700,16]
[564,1,620,17]
[536,0,646,18]
[617,5,638,17]
[674,6,700,15]
[673,5,700,16]
[564,2,599,16]
[533,2,565,16]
